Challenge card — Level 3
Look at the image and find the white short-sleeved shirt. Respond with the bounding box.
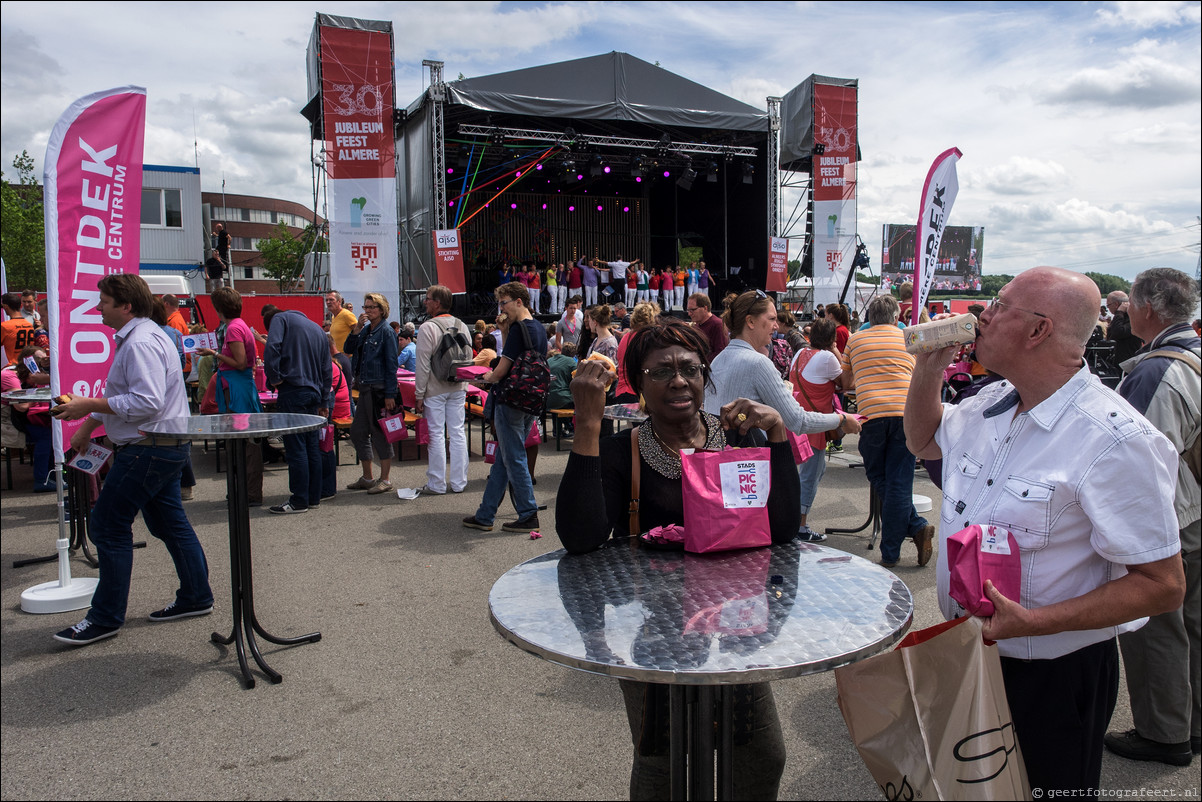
[934,365,1180,660]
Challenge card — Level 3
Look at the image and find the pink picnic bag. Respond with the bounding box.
[680,447,773,553]
[947,524,1022,617]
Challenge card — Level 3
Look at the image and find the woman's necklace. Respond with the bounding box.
[638,412,724,478]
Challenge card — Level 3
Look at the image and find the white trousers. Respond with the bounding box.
[584,286,598,307]
[423,389,468,494]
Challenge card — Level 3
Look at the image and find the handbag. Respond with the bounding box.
[484,439,497,464]
[680,447,773,553]
[835,616,1031,801]
[416,417,429,445]
[524,420,542,447]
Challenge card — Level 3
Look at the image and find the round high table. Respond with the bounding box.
[141,413,324,688]
[489,541,913,800]
[1,387,53,402]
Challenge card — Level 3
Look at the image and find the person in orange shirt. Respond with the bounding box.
[161,295,192,374]
[1,293,36,365]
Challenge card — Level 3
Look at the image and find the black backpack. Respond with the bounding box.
[492,321,550,416]
[430,319,473,382]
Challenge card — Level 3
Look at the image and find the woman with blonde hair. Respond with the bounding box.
[343,292,398,495]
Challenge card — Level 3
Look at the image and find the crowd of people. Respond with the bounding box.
[3,261,1198,799]
[493,258,718,315]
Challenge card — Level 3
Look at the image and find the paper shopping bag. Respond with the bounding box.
[484,440,497,464]
[835,616,1031,801]
[378,411,409,443]
[947,524,1022,617]
[525,420,542,447]
[416,417,429,445]
[318,423,335,453]
[680,448,772,553]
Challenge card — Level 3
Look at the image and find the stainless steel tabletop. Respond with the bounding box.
[1,388,52,402]
[140,413,326,440]
[489,541,912,685]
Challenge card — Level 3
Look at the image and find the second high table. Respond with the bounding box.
[141,413,325,688]
[489,541,913,799]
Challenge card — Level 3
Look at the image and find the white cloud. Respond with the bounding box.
[1041,40,1201,109]
[967,157,1071,197]
[1095,1,1202,30]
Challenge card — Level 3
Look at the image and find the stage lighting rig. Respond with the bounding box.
[676,159,697,190]
[656,133,671,156]
[742,162,755,184]
[706,160,719,182]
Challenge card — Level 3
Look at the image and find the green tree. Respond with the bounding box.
[1,150,46,291]
[257,222,327,292]
[979,274,1013,296]
[855,272,880,286]
[1083,272,1131,297]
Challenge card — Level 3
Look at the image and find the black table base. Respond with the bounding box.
[825,482,881,551]
[214,437,320,688]
[12,465,145,569]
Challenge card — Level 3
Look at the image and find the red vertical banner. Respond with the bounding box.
[43,87,146,462]
[319,21,399,314]
[767,237,789,292]
[810,82,858,310]
[432,229,466,293]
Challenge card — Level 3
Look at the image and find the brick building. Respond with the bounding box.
[202,192,325,295]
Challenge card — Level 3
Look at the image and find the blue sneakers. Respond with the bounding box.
[53,619,120,646]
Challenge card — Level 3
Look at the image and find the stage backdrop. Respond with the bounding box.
[316,17,400,318]
[43,86,146,462]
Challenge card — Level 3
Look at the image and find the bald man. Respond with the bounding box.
[1106,289,1143,363]
[904,267,1186,794]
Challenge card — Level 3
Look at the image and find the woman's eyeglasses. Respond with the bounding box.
[362,304,380,310]
[642,364,706,382]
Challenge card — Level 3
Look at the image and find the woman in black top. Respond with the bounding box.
[555,319,798,800]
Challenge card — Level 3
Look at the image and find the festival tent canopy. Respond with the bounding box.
[434,51,769,133]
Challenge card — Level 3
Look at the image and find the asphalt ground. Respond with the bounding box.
[1,435,1198,800]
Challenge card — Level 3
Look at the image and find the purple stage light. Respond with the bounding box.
[603,166,611,174]
[511,203,517,209]
[663,170,671,177]
[542,204,547,209]
[635,177,642,183]
[447,168,454,174]
[597,205,603,211]
[623,207,629,212]
[569,206,575,212]
[535,164,543,170]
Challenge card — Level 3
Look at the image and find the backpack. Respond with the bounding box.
[769,337,793,380]
[1146,348,1202,483]
[492,320,550,416]
[430,319,473,382]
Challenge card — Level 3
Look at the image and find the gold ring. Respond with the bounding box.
[735,413,747,423]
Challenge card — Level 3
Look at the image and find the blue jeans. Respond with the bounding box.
[276,386,322,509]
[27,422,52,488]
[475,402,538,525]
[857,416,927,562]
[797,448,828,516]
[87,443,212,628]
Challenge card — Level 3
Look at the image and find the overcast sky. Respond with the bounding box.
[2,0,1199,282]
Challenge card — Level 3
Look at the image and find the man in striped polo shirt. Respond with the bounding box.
[841,294,935,568]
